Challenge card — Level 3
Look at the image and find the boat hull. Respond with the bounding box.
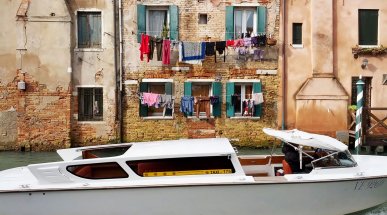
[1,177,386,215]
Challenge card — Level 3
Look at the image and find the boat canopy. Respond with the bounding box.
[263,128,348,152]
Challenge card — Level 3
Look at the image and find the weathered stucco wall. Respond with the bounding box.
[0,0,72,150]
[122,0,281,147]
[70,0,118,147]
[278,0,387,136]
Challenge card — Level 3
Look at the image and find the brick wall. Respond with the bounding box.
[122,0,281,147]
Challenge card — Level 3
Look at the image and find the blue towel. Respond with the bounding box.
[181,42,206,61]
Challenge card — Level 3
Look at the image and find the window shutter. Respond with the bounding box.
[183,82,192,116]
[137,4,146,43]
[169,5,179,40]
[164,82,173,116]
[257,6,267,34]
[77,13,88,48]
[139,82,148,117]
[90,13,101,47]
[225,6,234,40]
[359,10,378,45]
[212,82,222,117]
[253,82,262,117]
[226,82,235,117]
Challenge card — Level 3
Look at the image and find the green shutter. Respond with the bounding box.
[164,82,173,116]
[169,5,179,40]
[226,82,235,117]
[225,6,234,40]
[139,82,148,117]
[137,4,146,43]
[183,82,192,116]
[253,82,262,117]
[359,10,378,45]
[257,6,267,34]
[77,13,88,48]
[212,82,222,117]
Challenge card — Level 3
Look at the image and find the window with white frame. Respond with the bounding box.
[234,8,256,39]
[226,81,263,118]
[147,7,169,38]
[183,81,222,118]
[77,11,102,48]
[139,80,174,118]
[78,87,103,121]
[137,5,179,42]
[359,9,379,46]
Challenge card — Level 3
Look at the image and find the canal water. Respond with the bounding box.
[0,150,386,215]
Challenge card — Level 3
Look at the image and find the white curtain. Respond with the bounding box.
[149,10,166,37]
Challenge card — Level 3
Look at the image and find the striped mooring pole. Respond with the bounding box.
[355,76,365,154]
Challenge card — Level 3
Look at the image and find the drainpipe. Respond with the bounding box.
[114,0,123,143]
[281,0,287,130]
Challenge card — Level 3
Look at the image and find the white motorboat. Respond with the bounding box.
[0,128,386,215]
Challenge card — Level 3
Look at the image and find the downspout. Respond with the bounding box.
[114,0,123,143]
[281,0,287,130]
[119,0,124,143]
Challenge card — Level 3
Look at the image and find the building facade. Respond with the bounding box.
[279,0,387,142]
[0,0,118,150]
[121,0,281,147]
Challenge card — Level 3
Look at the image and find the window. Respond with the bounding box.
[139,80,174,118]
[226,81,262,118]
[127,156,235,177]
[80,146,131,159]
[199,14,208,24]
[292,23,302,45]
[137,5,179,42]
[359,9,378,46]
[78,87,103,121]
[77,11,101,48]
[183,81,222,118]
[225,6,266,40]
[67,162,128,179]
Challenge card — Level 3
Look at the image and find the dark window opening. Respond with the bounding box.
[67,162,128,179]
[359,9,378,45]
[292,23,302,45]
[78,87,103,121]
[77,11,102,48]
[81,146,131,159]
[199,14,208,24]
[127,156,235,177]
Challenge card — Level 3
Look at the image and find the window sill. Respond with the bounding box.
[142,116,174,120]
[74,48,104,52]
[77,121,105,124]
[291,44,304,49]
[229,116,261,120]
[358,45,380,48]
[187,116,215,119]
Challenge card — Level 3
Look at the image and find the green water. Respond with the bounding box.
[0,150,386,215]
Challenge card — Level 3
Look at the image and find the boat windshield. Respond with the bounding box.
[311,150,357,169]
[80,146,131,159]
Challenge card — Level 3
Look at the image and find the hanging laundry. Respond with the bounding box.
[181,42,206,61]
[252,93,264,105]
[209,96,220,105]
[180,96,194,115]
[205,42,216,56]
[162,39,171,65]
[243,37,252,47]
[142,92,160,107]
[215,41,226,62]
[194,96,210,118]
[160,94,174,109]
[139,34,150,62]
[251,36,259,47]
[226,40,234,47]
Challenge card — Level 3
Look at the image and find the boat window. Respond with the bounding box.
[127,156,235,177]
[67,162,129,179]
[81,146,131,159]
[312,150,356,169]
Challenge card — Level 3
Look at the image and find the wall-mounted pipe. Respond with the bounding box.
[281,0,287,130]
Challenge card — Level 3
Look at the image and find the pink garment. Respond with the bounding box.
[162,39,171,65]
[142,92,160,107]
[139,34,150,62]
